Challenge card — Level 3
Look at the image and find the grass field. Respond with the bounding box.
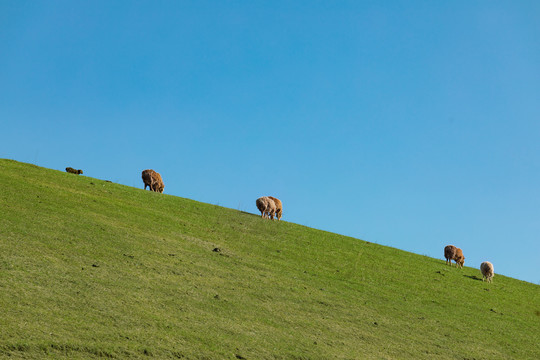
[0,159,539,359]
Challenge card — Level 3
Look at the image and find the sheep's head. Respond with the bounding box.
[78,169,83,175]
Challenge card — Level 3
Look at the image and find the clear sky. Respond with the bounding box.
[2,1,539,284]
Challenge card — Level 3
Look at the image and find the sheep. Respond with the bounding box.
[255,197,266,218]
[256,196,276,219]
[152,171,164,193]
[267,196,283,221]
[66,167,83,175]
[444,245,457,266]
[444,245,465,268]
[480,261,494,283]
[454,248,465,269]
[141,169,165,193]
[142,169,155,190]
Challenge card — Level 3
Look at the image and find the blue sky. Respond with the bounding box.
[2,1,539,284]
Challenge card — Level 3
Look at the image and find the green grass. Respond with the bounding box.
[0,158,539,359]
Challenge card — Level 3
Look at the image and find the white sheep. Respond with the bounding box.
[256,196,276,219]
[480,261,494,283]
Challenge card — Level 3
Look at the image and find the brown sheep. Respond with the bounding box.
[66,167,83,175]
[444,245,457,266]
[152,172,164,193]
[268,196,283,221]
[454,248,465,268]
[141,169,165,193]
[256,196,276,219]
[444,245,465,268]
[480,261,494,283]
[142,169,155,190]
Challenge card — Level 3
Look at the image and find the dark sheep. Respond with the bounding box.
[444,245,457,266]
[66,167,83,175]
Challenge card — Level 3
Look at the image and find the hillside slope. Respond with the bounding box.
[0,159,538,359]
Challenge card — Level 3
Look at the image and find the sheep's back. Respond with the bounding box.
[481,261,494,275]
[266,197,276,212]
[444,245,457,259]
[268,196,282,211]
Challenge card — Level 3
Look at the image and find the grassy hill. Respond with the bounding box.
[0,159,538,359]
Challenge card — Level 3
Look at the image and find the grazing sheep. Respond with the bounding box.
[142,169,155,190]
[141,169,165,193]
[480,261,494,283]
[454,248,465,268]
[268,196,283,221]
[256,196,276,219]
[444,245,465,268]
[444,245,457,266]
[66,167,83,175]
[153,172,164,193]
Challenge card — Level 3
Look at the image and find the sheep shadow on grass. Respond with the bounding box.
[464,274,482,281]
